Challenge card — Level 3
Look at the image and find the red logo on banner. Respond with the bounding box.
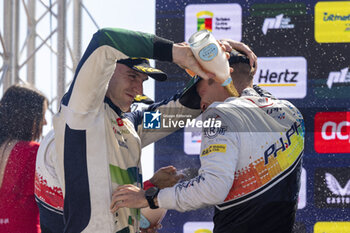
[314,112,350,153]
[117,118,124,126]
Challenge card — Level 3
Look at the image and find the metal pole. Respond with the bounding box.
[57,0,66,107]
[73,0,82,71]
[27,0,36,85]
[12,0,20,84]
[3,0,13,91]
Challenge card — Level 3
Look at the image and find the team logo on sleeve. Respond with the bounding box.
[204,126,227,139]
[201,144,227,157]
[176,175,205,191]
[203,114,227,138]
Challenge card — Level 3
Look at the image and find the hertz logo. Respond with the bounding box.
[253,57,307,99]
[257,69,298,86]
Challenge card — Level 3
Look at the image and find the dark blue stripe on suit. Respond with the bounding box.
[63,125,91,233]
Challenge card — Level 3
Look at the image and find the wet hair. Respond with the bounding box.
[0,84,48,145]
[230,62,254,81]
[229,50,254,91]
[229,49,254,81]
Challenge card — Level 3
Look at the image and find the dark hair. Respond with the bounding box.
[230,62,254,81]
[0,84,48,145]
[229,50,254,83]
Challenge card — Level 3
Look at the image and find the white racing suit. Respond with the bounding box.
[158,87,305,233]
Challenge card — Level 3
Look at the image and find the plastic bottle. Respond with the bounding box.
[188,30,239,97]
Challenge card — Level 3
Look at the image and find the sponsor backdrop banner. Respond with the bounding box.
[154,1,350,232]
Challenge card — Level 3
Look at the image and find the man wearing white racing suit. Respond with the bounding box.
[111,50,305,233]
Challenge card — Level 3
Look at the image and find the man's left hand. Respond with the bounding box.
[220,39,258,74]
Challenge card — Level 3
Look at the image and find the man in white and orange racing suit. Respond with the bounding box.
[111,49,305,233]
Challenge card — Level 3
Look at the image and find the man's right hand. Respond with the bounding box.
[172,42,216,80]
[150,166,184,189]
[172,41,233,81]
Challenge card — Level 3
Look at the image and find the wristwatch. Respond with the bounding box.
[145,187,160,209]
